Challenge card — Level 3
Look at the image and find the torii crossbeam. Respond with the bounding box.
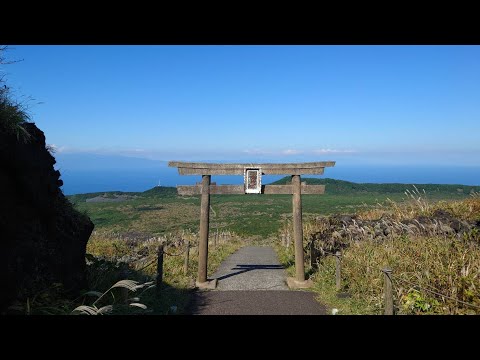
[168,161,335,289]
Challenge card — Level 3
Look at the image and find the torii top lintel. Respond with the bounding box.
[168,161,336,176]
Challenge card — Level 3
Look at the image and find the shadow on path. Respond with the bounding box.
[215,264,284,281]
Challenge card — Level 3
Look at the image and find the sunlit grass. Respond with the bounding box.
[274,195,480,315]
[85,229,246,314]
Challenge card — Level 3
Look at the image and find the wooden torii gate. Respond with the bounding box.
[168,161,335,289]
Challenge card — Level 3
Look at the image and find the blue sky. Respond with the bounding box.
[5,45,480,166]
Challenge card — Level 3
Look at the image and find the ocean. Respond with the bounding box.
[58,163,480,195]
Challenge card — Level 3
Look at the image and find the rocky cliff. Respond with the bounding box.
[0,123,94,311]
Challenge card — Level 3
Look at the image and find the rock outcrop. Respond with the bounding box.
[310,210,479,258]
[0,123,94,311]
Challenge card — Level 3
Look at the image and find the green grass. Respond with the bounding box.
[0,83,32,143]
[272,177,480,196]
[273,241,371,315]
[274,193,480,315]
[57,179,480,315]
[74,192,398,236]
[7,232,246,315]
[275,245,370,315]
[312,235,480,315]
[68,179,477,238]
[132,238,245,314]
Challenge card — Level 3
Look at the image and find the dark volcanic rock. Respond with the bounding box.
[0,123,94,311]
[310,206,479,265]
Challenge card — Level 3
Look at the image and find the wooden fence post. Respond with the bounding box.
[335,251,342,292]
[383,268,394,315]
[183,240,190,275]
[156,244,164,294]
[310,241,316,269]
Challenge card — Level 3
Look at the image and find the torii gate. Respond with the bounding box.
[168,161,335,289]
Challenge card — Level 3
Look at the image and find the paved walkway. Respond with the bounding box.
[188,246,326,315]
[213,246,289,291]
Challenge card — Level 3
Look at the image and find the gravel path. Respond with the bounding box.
[187,246,327,315]
[212,246,289,291]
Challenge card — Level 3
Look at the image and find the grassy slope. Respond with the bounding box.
[271,177,480,195]
[68,178,478,237]
[84,234,246,315]
[62,179,479,315]
[275,195,480,315]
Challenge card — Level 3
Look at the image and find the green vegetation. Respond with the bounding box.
[0,91,31,142]
[84,230,246,315]
[8,229,246,315]
[47,176,479,315]
[71,279,155,315]
[68,178,479,238]
[8,177,477,315]
[275,193,480,315]
[272,176,480,196]
[0,46,31,142]
[275,243,372,315]
[306,233,480,315]
[63,178,480,315]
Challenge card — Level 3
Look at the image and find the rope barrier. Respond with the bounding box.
[163,248,186,257]
[312,244,480,311]
[135,257,157,272]
[310,245,364,273]
[392,275,480,310]
[320,249,370,270]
